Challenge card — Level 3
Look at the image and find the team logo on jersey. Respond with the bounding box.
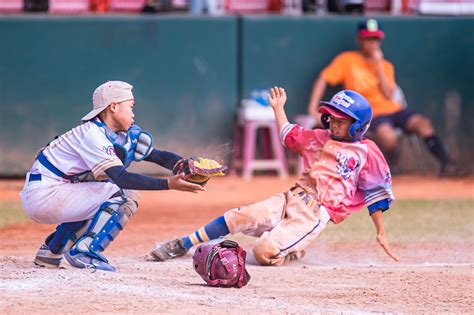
[102,145,116,156]
[336,152,360,180]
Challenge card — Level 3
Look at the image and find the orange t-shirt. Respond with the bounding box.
[321,51,403,117]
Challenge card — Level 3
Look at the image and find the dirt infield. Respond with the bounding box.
[0,175,473,314]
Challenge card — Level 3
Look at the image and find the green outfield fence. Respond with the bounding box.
[0,15,473,176]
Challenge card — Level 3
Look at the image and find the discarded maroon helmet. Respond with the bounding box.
[192,239,250,288]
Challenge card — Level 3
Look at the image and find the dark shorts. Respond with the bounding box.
[370,108,417,132]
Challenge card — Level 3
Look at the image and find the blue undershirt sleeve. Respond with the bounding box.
[368,198,390,215]
[144,149,182,170]
[105,166,169,190]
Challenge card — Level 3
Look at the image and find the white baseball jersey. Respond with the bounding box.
[33,119,123,181]
[20,119,139,224]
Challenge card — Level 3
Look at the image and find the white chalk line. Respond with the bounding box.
[299,262,473,268]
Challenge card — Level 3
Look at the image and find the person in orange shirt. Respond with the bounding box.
[307,19,462,177]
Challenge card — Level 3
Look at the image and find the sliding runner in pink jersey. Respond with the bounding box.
[150,87,399,265]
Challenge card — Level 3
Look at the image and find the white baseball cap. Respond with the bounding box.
[82,81,134,121]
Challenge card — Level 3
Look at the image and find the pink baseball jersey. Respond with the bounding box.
[281,123,394,224]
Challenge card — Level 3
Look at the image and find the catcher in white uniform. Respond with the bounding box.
[20,81,225,272]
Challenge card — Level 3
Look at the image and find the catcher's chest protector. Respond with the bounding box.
[192,239,250,288]
[105,124,153,168]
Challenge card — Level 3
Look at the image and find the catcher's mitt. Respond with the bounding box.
[172,157,227,186]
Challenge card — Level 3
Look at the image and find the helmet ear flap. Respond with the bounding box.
[321,113,330,129]
[349,123,358,139]
[357,122,370,137]
[350,121,370,140]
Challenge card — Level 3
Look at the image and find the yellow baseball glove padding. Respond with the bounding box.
[172,157,227,186]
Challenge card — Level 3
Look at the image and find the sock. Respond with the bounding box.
[180,216,230,250]
[424,135,451,165]
[47,221,89,254]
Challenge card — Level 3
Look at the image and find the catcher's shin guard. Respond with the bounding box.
[65,195,137,271]
[34,220,90,268]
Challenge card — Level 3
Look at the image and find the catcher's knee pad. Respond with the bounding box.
[73,195,137,262]
[252,237,285,266]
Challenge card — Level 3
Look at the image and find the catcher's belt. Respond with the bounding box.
[290,186,320,211]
